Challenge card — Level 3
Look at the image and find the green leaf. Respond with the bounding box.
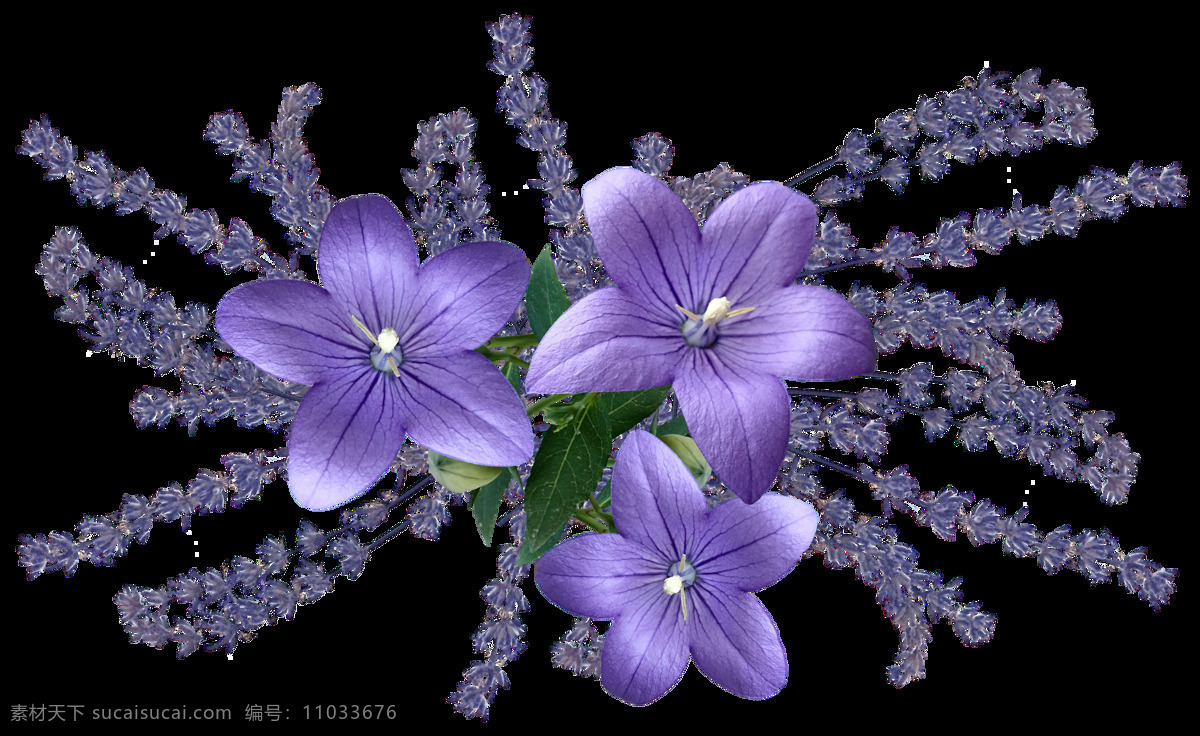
[469,471,510,547]
[598,385,671,438]
[653,414,689,437]
[517,401,610,565]
[502,360,522,395]
[517,521,569,567]
[525,244,571,340]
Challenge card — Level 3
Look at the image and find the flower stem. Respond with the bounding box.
[484,334,540,349]
[791,448,877,485]
[526,393,571,417]
[787,388,863,401]
[573,508,609,533]
[798,260,869,278]
[783,131,884,188]
[231,382,304,402]
[783,154,837,188]
[476,347,531,370]
[365,475,436,553]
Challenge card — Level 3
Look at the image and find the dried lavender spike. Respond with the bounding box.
[802,161,1186,280]
[486,13,610,305]
[17,450,286,580]
[401,109,501,257]
[787,449,1174,610]
[449,453,537,722]
[18,115,300,278]
[204,82,332,257]
[118,473,432,659]
[793,67,1097,209]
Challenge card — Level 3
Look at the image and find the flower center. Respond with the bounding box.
[675,296,755,348]
[351,314,402,377]
[663,554,697,620]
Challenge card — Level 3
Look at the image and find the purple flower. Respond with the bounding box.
[534,430,819,705]
[526,167,876,504]
[215,194,533,511]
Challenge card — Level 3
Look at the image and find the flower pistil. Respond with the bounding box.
[662,553,697,620]
[675,296,755,348]
[350,313,402,377]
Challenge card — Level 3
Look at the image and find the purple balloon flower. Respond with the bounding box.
[215,194,534,511]
[535,429,819,705]
[526,167,877,504]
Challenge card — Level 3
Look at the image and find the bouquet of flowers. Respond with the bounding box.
[12,11,1187,726]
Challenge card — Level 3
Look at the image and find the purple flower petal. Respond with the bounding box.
[315,194,419,331]
[608,430,707,559]
[600,588,692,706]
[699,181,817,308]
[214,278,362,385]
[582,167,704,322]
[716,284,877,381]
[525,287,685,394]
[673,353,791,504]
[394,350,533,466]
[535,532,663,620]
[687,583,788,700]
[288,368,405,511]
[693,493,819,592]
[404,241,531,354]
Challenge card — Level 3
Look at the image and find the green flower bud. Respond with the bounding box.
[427,450,504,493]
[542,403,580,428]
[658,434,711,487]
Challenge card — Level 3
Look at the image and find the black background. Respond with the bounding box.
[8,8,1190,730]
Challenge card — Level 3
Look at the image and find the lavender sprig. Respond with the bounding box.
[18,449,284,579]
[401,108,502,257]
[788,364,1141,505]
[34,227,307,436]
[203,82,333,259]
[549,617,603,680]
[447,506,531,723]
[802,163,1187,280]
[846,281,1060,378]
[116,473,433,658]
[778,463,998,688]
[486,13,611,305]
[793,68,1099,209]
[448,434,546,721]
[785,452,1175,612]
[18,115,301,279]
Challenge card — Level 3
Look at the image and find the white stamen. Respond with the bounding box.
[350,314,379,345]
[663,552,691,621]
